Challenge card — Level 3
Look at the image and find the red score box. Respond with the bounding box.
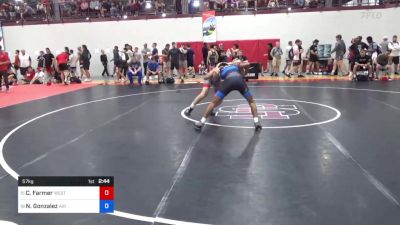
[99,186,114,200]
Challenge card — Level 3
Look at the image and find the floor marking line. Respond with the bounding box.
[4,99,152,179]
[368,97,400,112]
[279,87,400,208]
[1,85,400,224]
[152,134,204,223]
[181,99,341,129]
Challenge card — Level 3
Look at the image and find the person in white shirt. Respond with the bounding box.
[289,39,304,78]
[388,35,400,75]
[30,69,45,85]
[68,49,79,77]
[283,41,293,76]
[19,49,31,80]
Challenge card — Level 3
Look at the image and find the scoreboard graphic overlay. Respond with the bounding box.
[18,176,114,213]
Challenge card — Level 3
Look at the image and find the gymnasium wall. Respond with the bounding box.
[2,7,399,76]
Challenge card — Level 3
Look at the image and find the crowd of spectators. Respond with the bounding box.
[1,33,400,92]
[1,0,392,22]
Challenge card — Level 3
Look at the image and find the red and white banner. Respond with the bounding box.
[202,10,217,43]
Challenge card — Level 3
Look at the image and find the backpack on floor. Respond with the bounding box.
[70,76,82,84]
[165,77,175,84]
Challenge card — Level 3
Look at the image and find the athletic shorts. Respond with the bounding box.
[171,61,179,70]
[392,56,399,65]
[335,55,344,61]
[187,60,194,67]
[179,60,187,68]
[45,66,54,74]
[83,62,90,70]
[20,67,28,75]
[292,60,301,66]
[215,72,251,100]
[58,63,68,71]
[163,61,170,70]
[309,55,318,62]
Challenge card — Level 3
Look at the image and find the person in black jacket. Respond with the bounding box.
[80,44,92,82]
[100,50,110,77]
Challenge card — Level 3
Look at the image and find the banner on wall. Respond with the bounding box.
[202,10,217,43]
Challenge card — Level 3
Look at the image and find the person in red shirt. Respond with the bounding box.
[56,47,70,85]
[25,67,35,82]
[0,46,11,91]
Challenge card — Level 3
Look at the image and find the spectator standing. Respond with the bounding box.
[0,46,10,92]
[69,49,79,77]
[168,42,182,82]
[290,39,304,78]
[265,43,274,75]
[126,45,134,64]
[112,46,121,77]
[19,49,32,80]
[388,35,400,75]
[142,43,151,75]
[207,44,219,70]
[306,39,320,75]
[152,43,159,57]
[380,36,389,54]
[43,48,55,84]
[227,43,240,60]
[366,36,381,78]
[202,43,209,68]
[331,34,347,76]
[161,44,170,76]
[13,50,20,77]
[186,44,195,77]
[283,41,293,75]
[37,51,45,71]
[217,43,227,63]
[179,44,188,79]
[56,47,70,85]
[120,48,129,79]
[100,49,110,77]
[270,41,283,76]
[134,46,144,72]
[81,44,92,82]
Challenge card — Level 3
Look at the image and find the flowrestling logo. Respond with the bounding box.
[181,99,341,129]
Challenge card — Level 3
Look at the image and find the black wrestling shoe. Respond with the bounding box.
[145,81,150,85]
[194,121,204,131]
[286,74,292,78]
[254,121,262,131]
[298,74,305,78]
[184,107,193,116]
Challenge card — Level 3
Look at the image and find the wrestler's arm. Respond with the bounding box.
[204,68,218,80]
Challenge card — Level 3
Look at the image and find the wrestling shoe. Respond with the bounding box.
[194,121,204,131]
[145,81,150,85]
[254,121,262,131]
[184,107,193,116]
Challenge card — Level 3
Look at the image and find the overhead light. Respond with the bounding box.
[193,0,200,7]
[161,13,166,17]
[288,7,292,11]
[123,15,128,19]
[145,1,152,9]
